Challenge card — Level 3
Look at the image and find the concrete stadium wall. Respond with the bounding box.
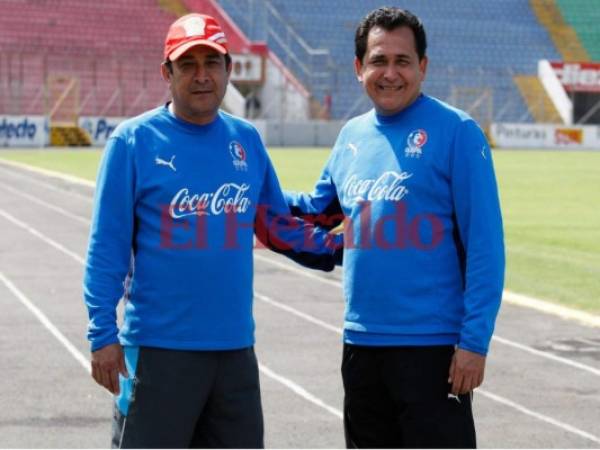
[0,116,49,147]
[260,57,311,121]
[5,115,600,151]
[79,117,126,147]
[80,117,345,148]
[491,123,600,149]
[252,120,344,147]
[79,116,344,148]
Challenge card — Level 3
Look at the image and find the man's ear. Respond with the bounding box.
[354,57,364,83]
[160,62,171,82]
[419,55,429,82]
[225,58,233,79]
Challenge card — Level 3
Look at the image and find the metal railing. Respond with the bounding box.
[0,51,168,117]
[217,0,337,99]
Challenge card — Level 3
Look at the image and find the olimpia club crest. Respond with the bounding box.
[404,129,428,158]
[229,141,248,171]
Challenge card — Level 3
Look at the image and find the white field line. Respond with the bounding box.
[255,293,343,334]
[0,270,336,418]
[258,364,343,419]
[0,181,91,225]
[0,162,94,203]
[0,209,86,265]
[0,271,91,373]
[257,293,600,379]
[477,389,600,445]
[254,252,341,289]
[0,209,342,420]
[2,206,600,442]
[257,255,600,329]
[0,157,95,188]
[3,158,598,328]
[2,170,600,376]
[492,336,600,377]
[255,293,600,444]
[502,290,600,328]
[5,163,600,424]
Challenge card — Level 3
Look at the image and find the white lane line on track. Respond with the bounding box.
[477,389,600,445]
[3,174,600,380]
[492,336,600,377]
[502,290,600,328]
[0,271,333,419]
[258,364,343,419]
[0,271,91,374]
[254,293,600,444]
[2,184,599,377]
[257,293,600,378]
[0,181,91,225]
[257,254,600,376]
[0,209,86,265]
[254,252,342,289]
[4,159,599,328]
[257,254,600,329]
[0,162,94,203]
[3,172,600,439]
[0,209,342,420]
[256,293,343,334]
[0,158,95,188]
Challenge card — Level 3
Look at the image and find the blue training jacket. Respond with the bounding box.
[84,105,340,352]
[285,94,505,355]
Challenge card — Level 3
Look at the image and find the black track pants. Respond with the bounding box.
[342,344,476,449]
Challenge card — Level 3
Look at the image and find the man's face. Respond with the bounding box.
[355,26,428,116]
[161,46,231,125]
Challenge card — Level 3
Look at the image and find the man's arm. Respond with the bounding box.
[449,119,505,394]
[256,157,343,271]
[284,153,344,230]
[83,136,135,394]
[91,343,128,395]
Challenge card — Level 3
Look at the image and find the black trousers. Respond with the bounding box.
[342,344,476,449]
[111,346,264,449]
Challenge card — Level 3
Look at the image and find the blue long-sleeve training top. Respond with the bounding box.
[84,105,340,352]
[285,94,505,355]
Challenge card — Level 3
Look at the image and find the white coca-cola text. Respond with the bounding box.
[342,171,412,203]
[168,184,251,219]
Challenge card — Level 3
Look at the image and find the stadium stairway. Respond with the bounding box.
[157,0,190,17]
[555,0,600,61]
[513,75,562,123]
[0,0,178,117]
[518,0,598,124]
[529,0,589,61]
[218,0,563,123]
[50,125,91,147]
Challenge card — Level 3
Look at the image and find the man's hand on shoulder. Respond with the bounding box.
[448,348,486,395]
[91,343,129,395]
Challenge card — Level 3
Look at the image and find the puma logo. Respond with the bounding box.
[347,143,358,156]
[448,393,461,403]
[155,155,176,172]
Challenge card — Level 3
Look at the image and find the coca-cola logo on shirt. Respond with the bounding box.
[342,171,412,204]
[168,183,251,219]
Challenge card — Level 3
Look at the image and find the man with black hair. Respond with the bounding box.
[285,7,504,448]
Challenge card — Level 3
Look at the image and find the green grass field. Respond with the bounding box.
[1,148,599,313]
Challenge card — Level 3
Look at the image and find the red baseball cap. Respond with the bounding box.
[164,13,228,61]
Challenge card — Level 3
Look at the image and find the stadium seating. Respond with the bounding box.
[0,0,580,125]
[0,0,174,117]
[555,0,600,60]
[218,0,563,122]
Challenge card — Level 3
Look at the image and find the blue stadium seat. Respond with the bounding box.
[218,0,562,122]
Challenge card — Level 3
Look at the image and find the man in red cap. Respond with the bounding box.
[160,13,232,126]
[83,13,341,448]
